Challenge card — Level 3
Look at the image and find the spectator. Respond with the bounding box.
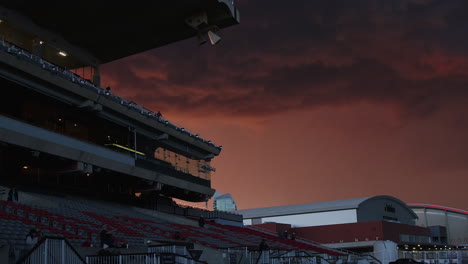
[8,188,19,203]
[173,231,185,241]
[198,216,205,228]
[25,229,39,247]
[100,224,117,248]
[290,232,296,240]
[259,239,269,251]
[156,111,162,120]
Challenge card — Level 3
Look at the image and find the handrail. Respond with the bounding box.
[16,236,86,264]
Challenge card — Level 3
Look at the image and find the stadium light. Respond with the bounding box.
[58,51,67,56]
[207,30,221,45]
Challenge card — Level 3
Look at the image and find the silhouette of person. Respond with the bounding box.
[25,229,39,247]
[156,111,162,120]
[290,232,296,240]
[198,216,205,228]
[259,239,269,251]
[8,187,18,202]
[100,224,117,248]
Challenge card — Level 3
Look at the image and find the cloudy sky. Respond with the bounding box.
[101,0,468,211]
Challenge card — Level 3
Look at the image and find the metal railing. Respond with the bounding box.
[148,244,189,256]
[86,252,207,264]
[86,253,160,264]
[17,236,86,264]
[400,250,467,264]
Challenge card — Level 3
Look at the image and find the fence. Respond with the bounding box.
[17,236,86,264]
[400,250,468,264]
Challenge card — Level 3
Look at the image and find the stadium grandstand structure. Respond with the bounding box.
[0,0,240,203]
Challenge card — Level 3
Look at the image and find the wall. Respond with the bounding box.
[243,209,357,227]
[289,221,430,244]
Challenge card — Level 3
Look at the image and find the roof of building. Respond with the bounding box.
[215,193,234,200]
[408,204,468,215]
[0,0,239,65]
[236,195,412,218]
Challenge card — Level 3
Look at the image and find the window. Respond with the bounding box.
[384,203,396,213]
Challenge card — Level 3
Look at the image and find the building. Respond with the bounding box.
[213,192,237,211]
[0,1,239,204]
[236,195,468,251]
[238,195,418,227]
[409,204,468,246]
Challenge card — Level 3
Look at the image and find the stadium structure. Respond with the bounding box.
[0,1,377,264]
[236,196,468,263]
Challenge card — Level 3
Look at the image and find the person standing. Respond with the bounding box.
[290,232,296,240]
[198,216,205,228]
[25,229,39,247]
[100,224,117,248]
[259,239,269,251]
[8,187,18,202]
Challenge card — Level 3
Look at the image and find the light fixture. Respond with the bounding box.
[58,51,67,56]
[39,40,44,45]
[207,30,221,45]
[22,165,29,169]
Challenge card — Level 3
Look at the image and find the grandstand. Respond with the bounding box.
[0,1,359,263]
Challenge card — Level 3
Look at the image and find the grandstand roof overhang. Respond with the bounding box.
[0,0,240,66]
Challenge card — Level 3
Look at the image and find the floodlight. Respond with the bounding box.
[207,30,221,45]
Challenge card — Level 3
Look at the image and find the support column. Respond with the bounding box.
[93,65,101,87]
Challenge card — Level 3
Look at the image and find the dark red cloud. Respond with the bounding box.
[99,0,468,210]
[101,0,468,121]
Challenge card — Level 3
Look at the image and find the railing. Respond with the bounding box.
[148,244,190,257]
[17,236,86,264]
[86,253,160,264]
[0,40,220,149]
[400,250,467,264]
[86,252,207,264]
[250,250,270,264]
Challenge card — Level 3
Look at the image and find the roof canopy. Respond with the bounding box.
[0,0,239,66]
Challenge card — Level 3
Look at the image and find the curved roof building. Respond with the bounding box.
[237,195,418,227]
[409,204,468,246]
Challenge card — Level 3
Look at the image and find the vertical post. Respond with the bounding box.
[61,240,65,264]
[134,128,137,160]
[44,239,48,264]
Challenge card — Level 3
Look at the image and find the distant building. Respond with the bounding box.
[409,204,468,246]
[235,195,468,251]
[214,192,237,212]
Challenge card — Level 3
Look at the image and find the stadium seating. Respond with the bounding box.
[0,191,345,257]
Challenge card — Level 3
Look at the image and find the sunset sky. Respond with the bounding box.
[100,0,468,211]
